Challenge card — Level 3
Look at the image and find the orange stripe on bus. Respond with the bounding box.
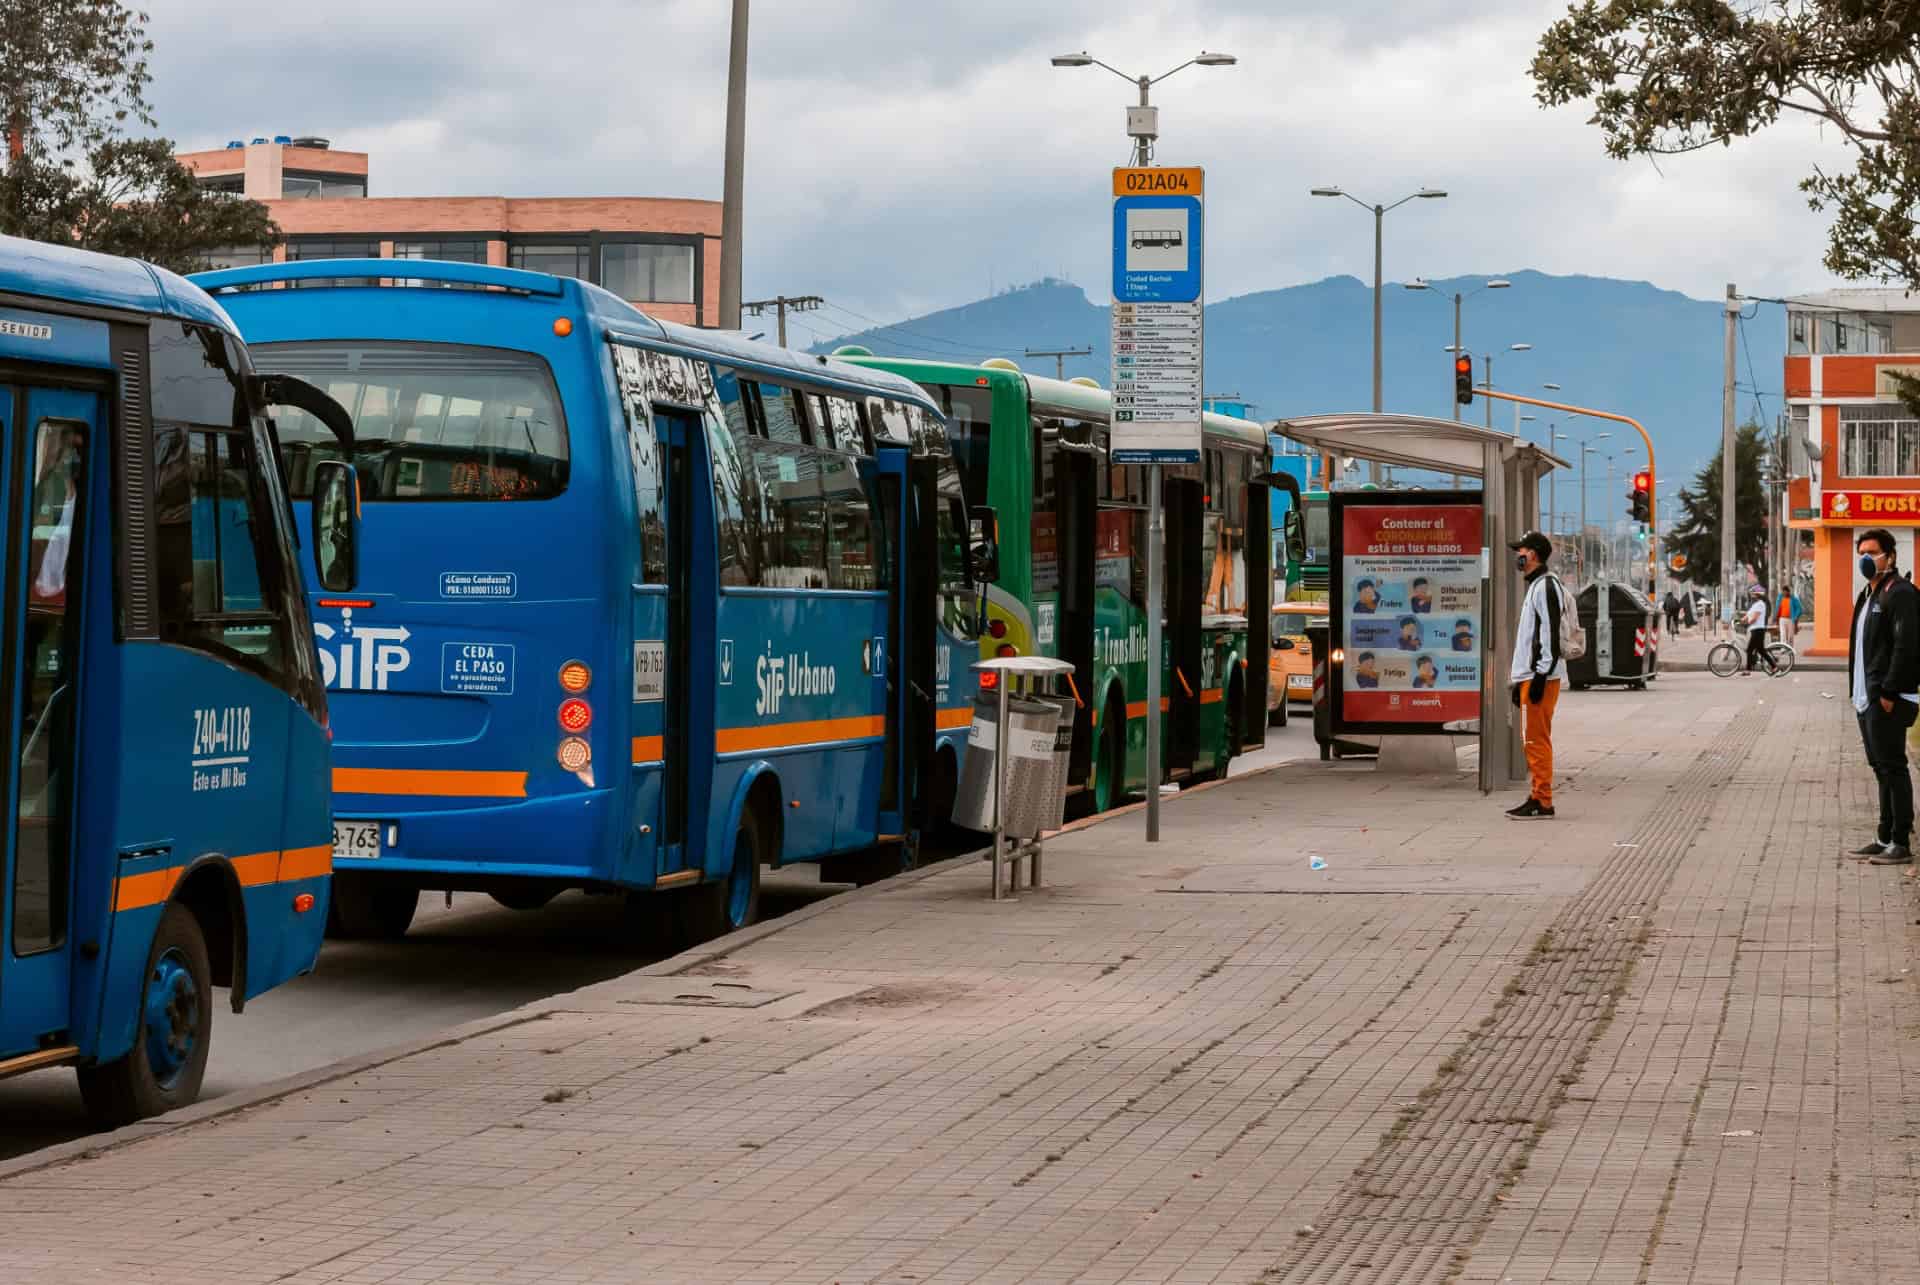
[936,707,972,731]
[333,767,529,799]
[1124,699,1172,719]
[113,867,183,913]
[230,851,279,887]
[716,714,886,754]
[1200,687,1225,705]
[277,844,333,882]
[631,735,664,762]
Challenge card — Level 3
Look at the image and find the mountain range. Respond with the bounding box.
[811,271,1787,490]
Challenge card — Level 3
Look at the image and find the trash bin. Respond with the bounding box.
[952,694,1069,839]
[1567,581,1660,689]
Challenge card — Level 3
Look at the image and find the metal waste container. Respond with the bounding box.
[1567,581,1660,689]
[953,695,1069,839]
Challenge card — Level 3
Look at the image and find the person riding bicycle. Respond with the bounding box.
[1743,586,1773,674]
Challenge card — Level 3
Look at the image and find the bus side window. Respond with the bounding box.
[758,382,806,446]
[822,396,867,454]
[750,441,824,589]
[822,452,881,591]
[702,394,759,587]
[629,411,667,585]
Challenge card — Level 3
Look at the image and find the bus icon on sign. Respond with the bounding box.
[1130,228,1183,250]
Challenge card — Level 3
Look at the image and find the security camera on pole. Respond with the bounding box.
[1053,48,1231,841]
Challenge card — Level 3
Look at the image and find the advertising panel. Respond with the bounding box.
[1333,494,1484,731]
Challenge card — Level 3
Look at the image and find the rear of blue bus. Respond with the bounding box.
[209,270,624,928]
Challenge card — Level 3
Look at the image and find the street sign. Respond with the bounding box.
[1668,553,1688,572]
[1789,506,1817,521]
[1111,167,1203,465]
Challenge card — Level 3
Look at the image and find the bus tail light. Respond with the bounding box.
[980,672,999,691]
[987,618,1007,639]
[557,737,592,772]
[996,643,1018,658]
[558,697,592,733]
[558,660,591,692]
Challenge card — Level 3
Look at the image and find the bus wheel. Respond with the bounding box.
[682,808,766,944]
[489,883,561,912]
[77,902,213,1127]
[1091,699,1127,813]
[327,874,418,941]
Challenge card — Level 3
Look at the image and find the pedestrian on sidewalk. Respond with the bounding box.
[1742,587,1773,674]
[1663,590,1680,635]
[1848,528,1920,865]
[1507,530,1568,820]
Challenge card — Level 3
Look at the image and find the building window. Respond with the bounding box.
[392,240,488,288]
[1788,404,1811,475]
[1788,312,1810,357]
[1840,404,1920,477]
[286,238,381,288]
[201,245,270,271]
[196,173,245,195]
[281,171,366,199]
[509,243,591,281]
[1820,312,1894,355]
[599,242,695,304]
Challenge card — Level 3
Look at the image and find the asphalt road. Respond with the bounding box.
[0,713,1318,1163]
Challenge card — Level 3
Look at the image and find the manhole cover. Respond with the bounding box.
[615,979,801,1008]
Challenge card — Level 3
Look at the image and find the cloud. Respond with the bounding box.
[145,0,1858,330]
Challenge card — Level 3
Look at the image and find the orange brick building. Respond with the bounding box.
[1782,289,1920,656]
[177,136,721,326]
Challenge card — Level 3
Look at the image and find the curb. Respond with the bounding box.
[0,749,1312,1183]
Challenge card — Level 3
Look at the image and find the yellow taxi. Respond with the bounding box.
[1268,601,1327,725]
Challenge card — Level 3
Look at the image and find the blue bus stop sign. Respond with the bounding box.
[1110,167,1203,465]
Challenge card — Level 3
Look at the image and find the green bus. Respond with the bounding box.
[839,352,1272,813]
[1281,487,1331,602]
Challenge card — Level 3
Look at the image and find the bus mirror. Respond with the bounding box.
[311,460,361,592]
[968,505,1000,584]
[250,373,355,450]
[1283,510,1307,564]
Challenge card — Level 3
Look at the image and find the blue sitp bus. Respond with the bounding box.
[0,235,362,1124]
[194,258,982,945]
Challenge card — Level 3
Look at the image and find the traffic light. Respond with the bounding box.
[1453,354,1474,405]
[1628,471,1651,524]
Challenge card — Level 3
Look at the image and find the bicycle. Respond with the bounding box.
[1707,634,1796,677]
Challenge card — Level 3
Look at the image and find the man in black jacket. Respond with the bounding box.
[1848,528,1920,864]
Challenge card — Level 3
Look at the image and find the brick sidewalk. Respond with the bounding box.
[0,671,1915,1284]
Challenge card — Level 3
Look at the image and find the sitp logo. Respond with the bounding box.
[313,605,413,691]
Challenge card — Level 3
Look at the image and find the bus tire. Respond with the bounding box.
[1091,695,1128,814]
[488,883,561,912]
[77,902,214,1127]
[681,807,766,945]
[327,874,418,941]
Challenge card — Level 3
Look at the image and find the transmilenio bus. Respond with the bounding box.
[194,259,981,946]
[840,352,1271,813]
[0,235,362,1123]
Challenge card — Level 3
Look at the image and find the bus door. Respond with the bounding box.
[0,383,95,1055]
[1243,475,1272,751]
[640,408,696,878]
[1054,444,1097,787]
[1163,475,1204,773]
[872,447,929,838]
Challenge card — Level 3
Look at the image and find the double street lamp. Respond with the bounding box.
[1051,50,1237,166]
[1407,276,1511,421]
[1312,184,1447,481]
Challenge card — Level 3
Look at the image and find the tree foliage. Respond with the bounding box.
[1664,422,1771,587]
[0,0,152,163]
[0,139,278,274]
[1533,2,1920,286]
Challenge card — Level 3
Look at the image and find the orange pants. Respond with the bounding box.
[1522,679,1560,806]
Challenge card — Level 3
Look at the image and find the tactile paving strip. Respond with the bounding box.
[1263,702,1771,1284]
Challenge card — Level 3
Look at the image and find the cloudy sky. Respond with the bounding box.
[147,0,1855,343]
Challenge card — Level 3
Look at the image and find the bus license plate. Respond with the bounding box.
[333,821,382,861]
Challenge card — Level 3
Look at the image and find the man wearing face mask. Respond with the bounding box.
[1506,531,1568,819]
[1848,528,1920,864]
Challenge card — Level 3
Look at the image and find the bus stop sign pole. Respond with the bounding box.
[1111,165,1204,843]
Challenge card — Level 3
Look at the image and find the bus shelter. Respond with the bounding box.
[1272,413,1567,793]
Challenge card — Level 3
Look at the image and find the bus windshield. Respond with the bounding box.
[251,341,568,501]
[1303,497,1329,556]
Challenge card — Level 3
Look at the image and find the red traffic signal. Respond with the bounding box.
[1453,354,1474,405]
[1632,470,1651,492]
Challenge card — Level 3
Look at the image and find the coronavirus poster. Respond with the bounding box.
[1335,496,1483,728]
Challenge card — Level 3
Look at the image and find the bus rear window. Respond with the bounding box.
[251,341,568,501]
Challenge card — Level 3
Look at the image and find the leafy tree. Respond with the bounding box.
[1664,422,1770,588]
[0,4,278,271]
[1532,3,1920,286]
[0,138,278,274]
[0,0,152,166]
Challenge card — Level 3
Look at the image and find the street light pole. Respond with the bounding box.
[1055,47,1233,844]
[718,0,749,331]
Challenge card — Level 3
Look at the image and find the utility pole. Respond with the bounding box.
[1024,346,1093,380]
[742,294,822,347]
[1721,284,1738,633]
[718,0,749,331]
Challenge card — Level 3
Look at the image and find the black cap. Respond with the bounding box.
[1508,530,1552,560]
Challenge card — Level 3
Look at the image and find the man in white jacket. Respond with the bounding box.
[1507,531,1568,819]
